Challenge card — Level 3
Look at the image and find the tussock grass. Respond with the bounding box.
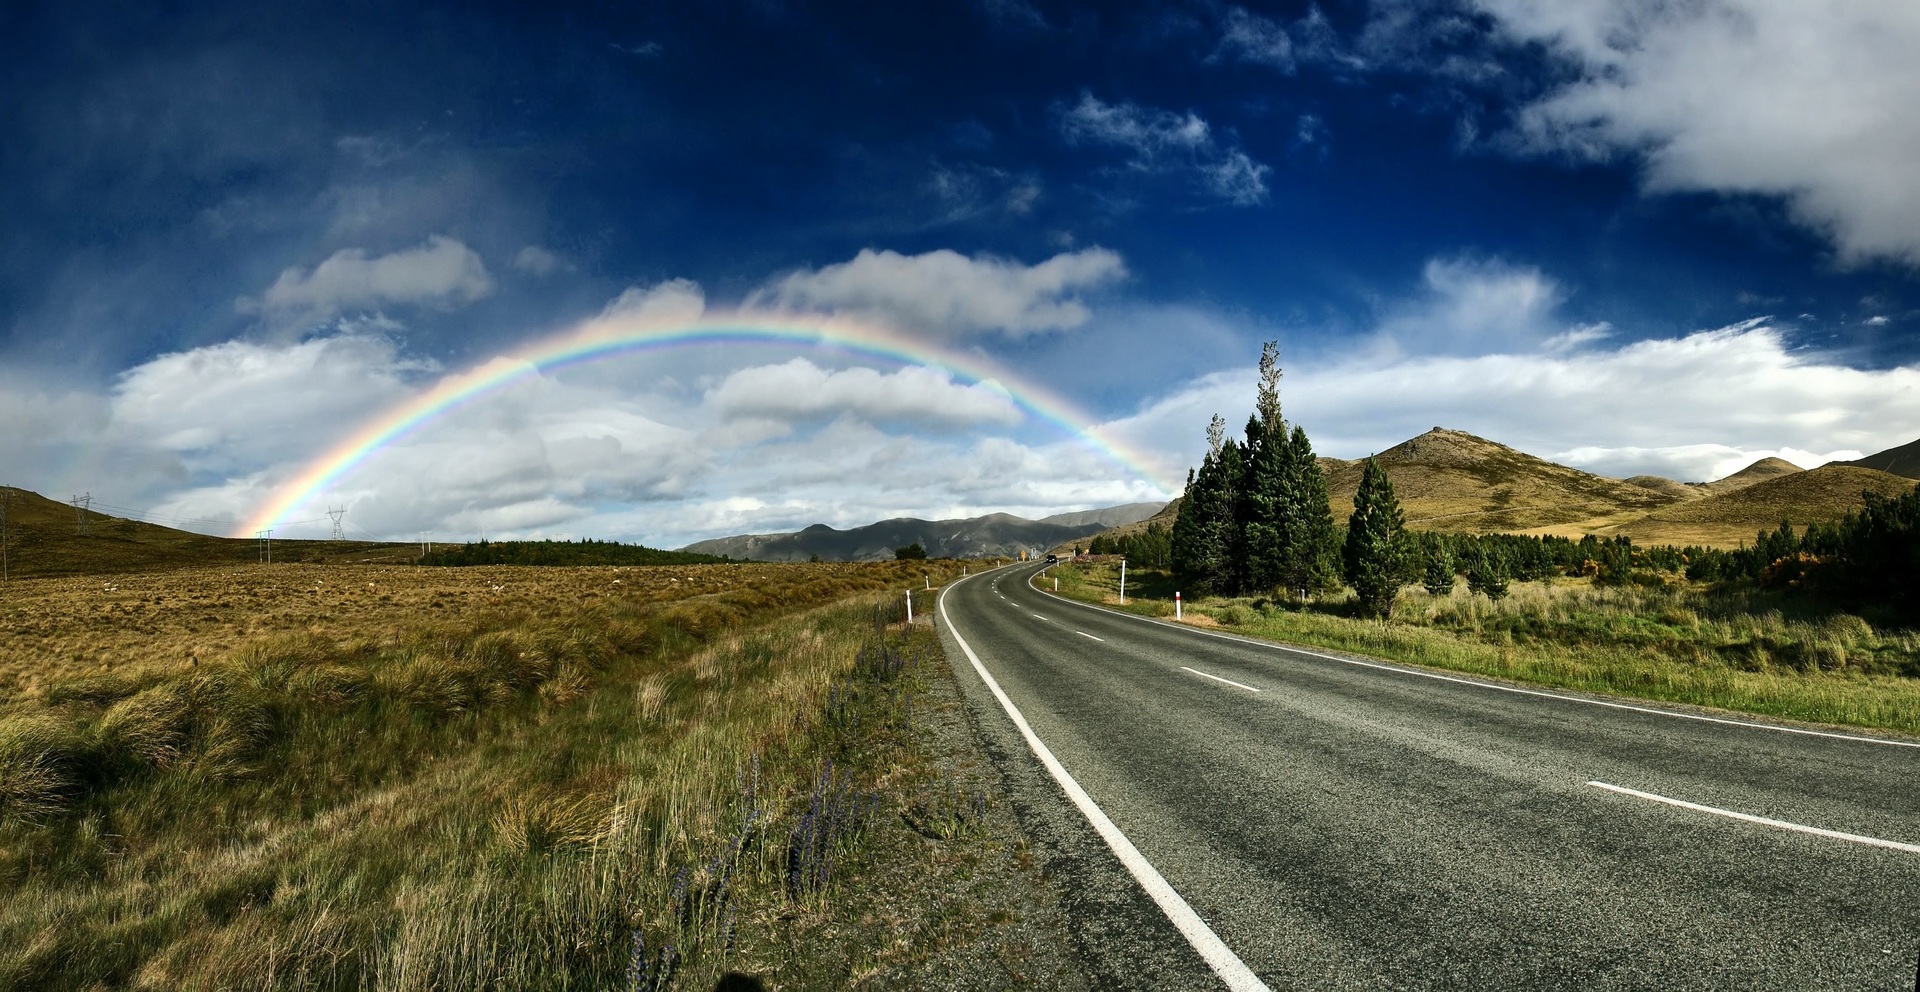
[1053,563,1920,735]
[0,559,986,990]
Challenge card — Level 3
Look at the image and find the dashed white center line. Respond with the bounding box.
[1181,666,1261,693]
[1032,613,1050,621]
[1587,781,1920,854]
[1076,631,1104,641]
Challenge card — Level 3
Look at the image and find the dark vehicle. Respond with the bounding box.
[1046,554,1058,564]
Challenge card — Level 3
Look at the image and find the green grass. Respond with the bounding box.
[1049,563,1920,736]
[0,559,1076,990]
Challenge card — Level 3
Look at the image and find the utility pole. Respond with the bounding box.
[256,529,273,564]
[2,488,11,582]
[328,506,346,541]
[71,492,91,535]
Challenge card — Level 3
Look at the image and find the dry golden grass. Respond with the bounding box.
[1611,464,1915,547]
[0,561,946,702]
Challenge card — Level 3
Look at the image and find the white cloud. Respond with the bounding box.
[750,247,1126,339]
[1477,0,1920,264]
[511,245,563,275]
[239,235,495,325]
[1058,94,1272,206]
[1213,6,1295,67]
[1372,255,1568,355]
[598,278,707,323]
[1106,317,1920,484]
[703,358,1023,427]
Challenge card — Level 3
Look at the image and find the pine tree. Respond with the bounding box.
[1466,544,1510,600]
[1421,534,1455,596]
[1277,424,1338,599]
[1343,456,1405,617]
[1172,414,1242,594]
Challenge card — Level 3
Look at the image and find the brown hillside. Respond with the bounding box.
[1835,436,1920,480]
[1625,475,1704,500]
[1612,465,1915,547]
[1702,456,1802,495]
[0,486,410,578]
[1323,428,1677,534]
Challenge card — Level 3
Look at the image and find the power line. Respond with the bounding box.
[327,506,346,541]
[256,529,273,564]
[71,492,91,535]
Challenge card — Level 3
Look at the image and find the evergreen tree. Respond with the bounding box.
[1466,544,1510,600]
[1421,534,1455,596]
[1276,424,1338,599]
[1171,414,1242,594]
[1342,456,1405,617]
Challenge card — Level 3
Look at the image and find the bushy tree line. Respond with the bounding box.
[1681,488,1920,613]
[420,538,729,567]
[1086,522,1173,568]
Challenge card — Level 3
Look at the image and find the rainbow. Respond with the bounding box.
[236,309,1174,537]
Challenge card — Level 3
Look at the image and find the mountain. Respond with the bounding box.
[1036,502,1166,529]
[1833,437,1920,480]
[1318,428,1678,534]
[1611,465,1916,547]
[1624,475,1705,500]
[1701,456,1803,495]
[680,508,1139,562]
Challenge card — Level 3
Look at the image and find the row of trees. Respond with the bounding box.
[1085,522,1172,568]
[420,538,728,567]
[1168,343,1414,616]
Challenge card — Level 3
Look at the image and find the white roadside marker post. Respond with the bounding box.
[1119,558,1127,605]
[1176,591,1182,620]
[1054,577,1059,591]
[905,588,913,624]
[926,574,931,590]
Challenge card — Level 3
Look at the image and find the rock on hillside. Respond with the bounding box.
[1834,436,1920,480]
[1612,464,1914,547]
[1320,427,1678,533]
[1702,456,1803,495]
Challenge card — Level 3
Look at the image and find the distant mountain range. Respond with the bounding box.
[679,502,1165,562]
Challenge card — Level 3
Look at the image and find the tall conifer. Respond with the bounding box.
[1241,343,1289,594]
[1278,424,1337,599]
[1342,456,1405,617]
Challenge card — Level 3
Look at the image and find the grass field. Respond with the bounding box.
[1049,561,1920,736]
[0,558,1074,990]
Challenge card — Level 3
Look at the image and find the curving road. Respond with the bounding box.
[936,563,1920,991]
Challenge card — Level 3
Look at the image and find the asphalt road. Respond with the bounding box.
[935,563,1920,991]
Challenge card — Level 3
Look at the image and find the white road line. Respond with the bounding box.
[1587,781,1920,854]
[939,575,1271,992]
[1024,569,1920,751]
[1076,630,1104,641]
[1033,613,1050,621]
[1182,666,1262,693]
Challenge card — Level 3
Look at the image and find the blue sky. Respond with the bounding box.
[4,0,1919,545]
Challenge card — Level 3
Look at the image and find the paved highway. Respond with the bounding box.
[936,563,1920,990]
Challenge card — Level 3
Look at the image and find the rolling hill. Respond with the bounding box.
[1101,428,1915,550]
[1834,436,1920,480]
[1319,428,1678,534]
[1609,465,1916,547]
[0,486,413,577]
[680,503,1165,562]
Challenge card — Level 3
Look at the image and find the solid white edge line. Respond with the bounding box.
[1181,666,1262,693]
[1076,630,1105,642]
[1025,568,1920,750]
[1587,781,1920,854]
[940,571,1271,992]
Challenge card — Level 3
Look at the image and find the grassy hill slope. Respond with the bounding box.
[1321,428,1678,533]
[1610,465,1916,546]
[0,486,410,578]
[1835,436,1920,480]
[1702,456,1803,495]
